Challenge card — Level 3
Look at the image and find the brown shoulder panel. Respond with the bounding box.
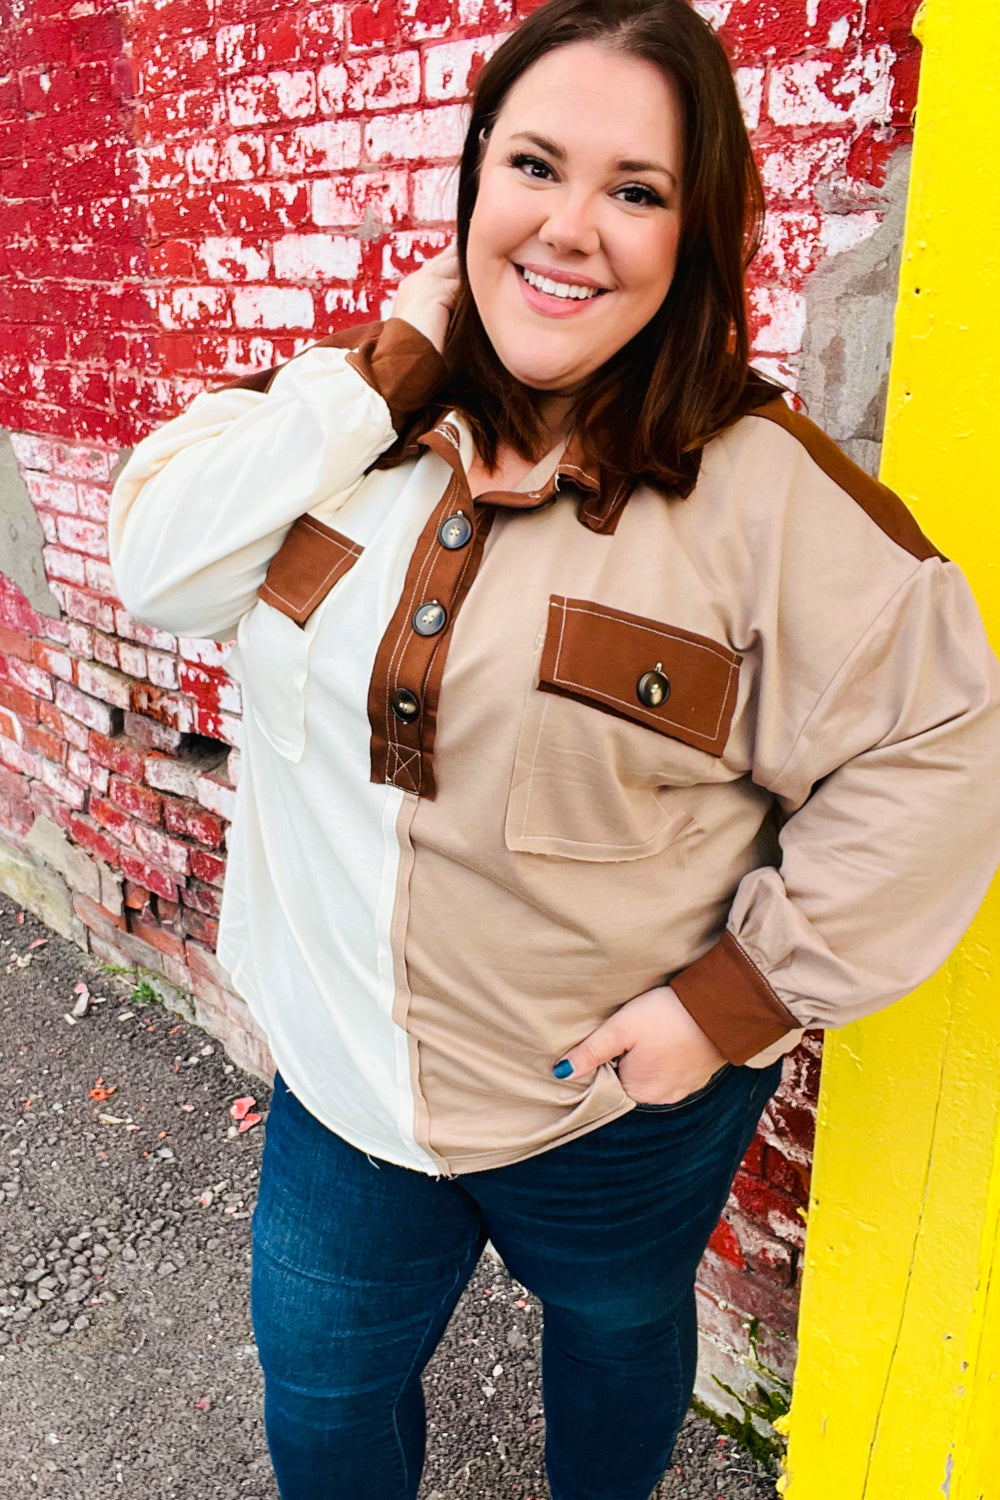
[750,396,946,564]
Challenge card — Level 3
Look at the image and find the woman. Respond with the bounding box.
[108,0,1000,1496]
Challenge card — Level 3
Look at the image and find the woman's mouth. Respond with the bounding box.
[513,263,609,317]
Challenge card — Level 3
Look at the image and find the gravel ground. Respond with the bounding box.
[0,896,780,1500]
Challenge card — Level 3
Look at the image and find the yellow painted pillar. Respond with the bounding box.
[780,1,1000,1496]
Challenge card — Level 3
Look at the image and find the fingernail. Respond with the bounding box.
[552,1059,573,1079]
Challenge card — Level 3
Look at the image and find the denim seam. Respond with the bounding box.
[389,1236,484,1500]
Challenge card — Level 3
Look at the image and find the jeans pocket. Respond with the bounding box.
[630,1061,736,1112]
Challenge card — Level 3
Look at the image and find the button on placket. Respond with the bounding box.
[412,600,448,637]
[438,512,473,550]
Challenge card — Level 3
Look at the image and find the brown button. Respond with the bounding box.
[412,600,447,637]
[390,689,420,722]
[637,669,670,708]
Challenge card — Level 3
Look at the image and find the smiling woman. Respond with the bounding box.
[440,0,769,489]
[106,0,1000,1495]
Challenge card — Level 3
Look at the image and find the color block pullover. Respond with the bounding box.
[108,318,1000,1176]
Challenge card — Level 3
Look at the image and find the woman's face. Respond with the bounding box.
[466,40,684,395]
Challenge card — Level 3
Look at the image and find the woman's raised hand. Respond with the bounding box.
[390,241,462,356]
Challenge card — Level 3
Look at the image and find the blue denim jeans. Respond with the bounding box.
[250,1057,784,1500]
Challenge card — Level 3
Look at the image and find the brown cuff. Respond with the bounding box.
[344,318,449,433]
[670,931,800,1065]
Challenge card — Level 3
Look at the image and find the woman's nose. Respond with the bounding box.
[538,191,601,258]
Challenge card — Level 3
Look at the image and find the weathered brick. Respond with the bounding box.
[88,730,146,781]
[6,657,54,701]
[114,611,178,653]
[67,747,110,794]
[55,679,122,735]
[42,545,86,584]
[23,723,67,763]
[0,733,44,779]
[311,170,408,228]
[190,847,226,885]
[180,878,222,917]
[133,820,191,875]
[180,906,220,947]
[123,879,152,911]
[268,119,361,175]
[127,908,187,959]
[38,758,87,809]
[59,812,122,868]
[163,797,224,847]
[196,770,237,820]
[272,234,362,282]
[32,640,75,682]
[91,793,136,844]
[74,890,128,936]
[76,659,132,710]
[0,627,34,661]
[423,36,502,100]
[364,106,465,163]
[109,773,163,826]
[231,285,315,330]
[55,514,108,556]
[118,849,178,902]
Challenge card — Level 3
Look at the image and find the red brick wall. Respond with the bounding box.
[0,0,922,1428]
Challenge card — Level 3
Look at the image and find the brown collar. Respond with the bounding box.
[401,416,633,536]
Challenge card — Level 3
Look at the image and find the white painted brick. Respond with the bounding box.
[76,483,111,522]
[767,46,895,129]
[220,134,266,182]
[228,71,317,126]
[134,822,191,876]
[216,23,251,77]
[232,286,315,330]
[317,64,348,113]
[273,234,362,282]
[749,287,807,355]
[424,36,505,101]
[77,660,132,711]
[735,66,764,132]
[379,230,450,283]
[158,287,231,332]
[343,52,420,112]
[411,165,458,224]
[147,650,179,689]
[84,560,117,595]
[0,734,42,779]
[9,432,57,471]
[819,209,881,256]
[364,106,467,164]
[457,0,512,24]
[219,337,276,376]
[321,286,370,317]
[7,658,53,700]
[37,511,59,543]
[114,610,178,653]
[178,637,235,669]
[118,643,148,679]
[197,771,237,821]
[269,120,362,176]
[312,170,408,228]
[43,546,86,585]
[196,238,271,281]
[26,474,78,514]
[691,0,733,25]
[398,0,450,40]
[39,758,87,810]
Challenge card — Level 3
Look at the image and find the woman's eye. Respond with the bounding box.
[616,183,664,208]
[507,151,553,180]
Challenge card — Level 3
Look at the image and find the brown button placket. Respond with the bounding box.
[367,425,496,800]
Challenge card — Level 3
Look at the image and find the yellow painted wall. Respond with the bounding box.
[781,0,1000,1495]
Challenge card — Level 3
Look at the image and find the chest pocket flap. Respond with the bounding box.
[258,514,362,627]
[538,596,740,755]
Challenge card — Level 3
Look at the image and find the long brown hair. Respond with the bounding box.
[438,0,780,496]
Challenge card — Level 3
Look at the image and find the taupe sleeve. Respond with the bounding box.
[672,555,1000,1065]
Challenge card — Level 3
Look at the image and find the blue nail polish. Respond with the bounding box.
[552,1059,573,1079]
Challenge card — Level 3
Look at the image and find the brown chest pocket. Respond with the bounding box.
[258,514,363,627]
[505,596,742,861]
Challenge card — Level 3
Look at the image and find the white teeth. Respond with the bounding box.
[520,266,602,300]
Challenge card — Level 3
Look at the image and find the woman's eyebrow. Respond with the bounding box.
[509,131,678,188]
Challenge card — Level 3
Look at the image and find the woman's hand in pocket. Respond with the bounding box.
[553,985,730,1106]
[391,241,462,355]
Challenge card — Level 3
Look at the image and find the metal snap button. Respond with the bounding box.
[637,668,670,709]
[437,513,472,550]
[412,600,447,637]
[390,689,420,722]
